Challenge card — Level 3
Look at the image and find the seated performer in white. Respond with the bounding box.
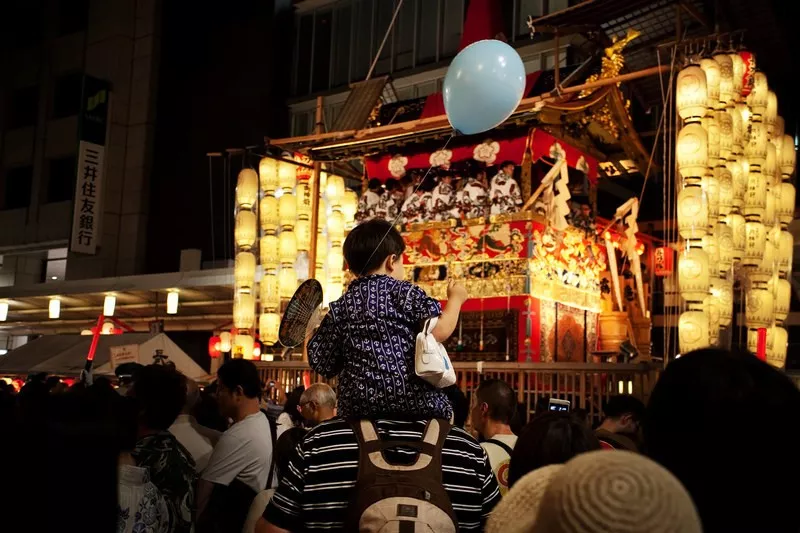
[489,161,523,215]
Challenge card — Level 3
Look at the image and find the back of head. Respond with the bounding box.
[343,219,405,275]
[217,359,263,399]
[282,386,306,425]
[532,451,701,533]
[443,385,469,428]
[130,364,187,431]
[603,395,645,421]
[645,348,800,533]
[183,378,200,414]
[300,383,336,409]
[367,178,382,191]
[476,379,516,424]
[509,412,600,488]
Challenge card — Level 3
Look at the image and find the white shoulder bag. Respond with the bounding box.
[415,316,457,388]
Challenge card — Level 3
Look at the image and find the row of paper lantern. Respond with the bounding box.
[674,49,796,367]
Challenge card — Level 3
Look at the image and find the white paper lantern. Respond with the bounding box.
[771,278,791,322]
[236,169,259,209]
[278,267,298,299]
[700,58,721,108]
[316,233,328,264]
[328,245,344,274]
[765,90,777,137]
[259,313,280,346]
[219,331,232,352]
[260,272,280,311]
[279,231,297,265]
[713,53,733,107]
[743,221,767,269]
[234,251,256,290]
[717,222,734,271]
[296,219,311,252]
[328,210,346,246]
[703,232,720,278]
[746,121,768,169]
[745,287,773,329]
[717,278,734,327]
[703,295,721,345]
[765,142,777,183]
[717,110,733,162]
[233,291,255,329]
[736,102,751,144]
[677,123,709,181]
[260,234,279,271]
[730,52,744,101]
[235,210,257,250]
[260,195,279,235]
[679,310,710,354]
[676,64,708,122]
[326,175,345,206]
[769,326,788,369]
[727,159,745,209]
[278,194,297,230]
[727,212,746,260]
[780,135,796,178]
[746,71,768,119]
[234,334,255,360]
[278,161,297,192]
[678,186,708,239]
[778,230,793,275]
[751,235,775,283]
[341,189,359,226]
[717,165,733,217]
[679,246,710,303]
[743,170,767,219]
[730,105,743,155]
[296,181,312,221]
[702,173,720,223]
[703,114,720,166]
[259,157,279,194]
[778,182,795,228]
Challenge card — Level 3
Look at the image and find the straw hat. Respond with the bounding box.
[532,451,702,533]
[486,465,564,533]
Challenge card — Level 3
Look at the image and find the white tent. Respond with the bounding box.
[0,333,210,381]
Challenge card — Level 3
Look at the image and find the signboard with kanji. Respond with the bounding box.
[109,344,140,370]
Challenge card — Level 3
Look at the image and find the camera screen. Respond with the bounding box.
[549,403,569,412]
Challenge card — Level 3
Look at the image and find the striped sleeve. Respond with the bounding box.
[263,440,306,530]
[477,445,502,524]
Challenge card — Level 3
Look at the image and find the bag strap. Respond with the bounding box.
[352,419,450,474]
[484,438,514,457]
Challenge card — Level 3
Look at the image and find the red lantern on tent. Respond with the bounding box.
[208,336,222,359]
[739,50,756,97]
[654,246,674,276]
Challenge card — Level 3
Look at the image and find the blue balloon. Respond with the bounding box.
[443,39,526,136]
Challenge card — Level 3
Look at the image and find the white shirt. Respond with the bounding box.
[275,411,297,440]
[202,411,273,493]
[480,434,518,496]
[169,414,221,472]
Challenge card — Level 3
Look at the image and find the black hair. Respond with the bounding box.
[400,175,412,186]
[644,348,800,533]
[343,218,406,275]
[367,178,382,191]
[217,359,263,399]
[508,412,601,488]
[475,379,517,424]
[385,178,400,191]
[131,364,186,431]
[603,395,645,421]
[443,385,469,428]
[499,160,515,169]
[282,386,306,426]
[112,395,140,451]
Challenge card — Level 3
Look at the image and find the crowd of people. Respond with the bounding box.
[357,161,523,224]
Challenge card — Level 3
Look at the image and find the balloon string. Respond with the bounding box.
[357,130,458,276]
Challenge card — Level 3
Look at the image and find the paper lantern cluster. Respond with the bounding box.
[676,49,795,368]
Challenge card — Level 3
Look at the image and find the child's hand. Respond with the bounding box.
[447,280,468,303]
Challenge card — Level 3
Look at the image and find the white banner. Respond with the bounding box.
[70,140,105,255]
[109,344,140,370]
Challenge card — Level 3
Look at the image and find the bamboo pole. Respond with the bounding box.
[308,96,324,280]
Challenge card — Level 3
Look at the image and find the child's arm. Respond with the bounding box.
[307,312,344,378]
[432,280,468,343]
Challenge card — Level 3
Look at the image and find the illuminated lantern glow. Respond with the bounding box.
[0,301,7,322]
[703,296,721,345]
[233,291,255,329]
[736,102,751,144]
[717,278,734,327]
[279,231,298,265]
[234,334,255,360]
[328,245,344,274]
[765,90,777,137]
[326,175,345,206]
[260,234,279,272]
[727,159,745,209]
[677,186,708,239]
[743,170,767,219]
[316,233,328,264]
[727,213,746,260]
[729,105,743,155]
[679,310,710,354]
[778,183,796,227]
[716,223,734,272]
[653,246,674,276]
[699,58,721,108]
[717,164,733,217]
[259,313,280,346]
[780,135,796,178]
[764,142,777,183]
[769,326,788,369]
[296,219,312,252]
[713,53,733,107]
[774,116,785,144]
[166,291,179,315]
[742,221,767,270]
[327,279,344,303]
[278,161,297,192]
[703,231,720,278]
[739,50,756,96]
[745,287,773,329]
[235,210,257,250]
[703,114,720,166]
[778,230,793,275]
[771,278,791,322]
[729,53,744,101]
[328,210,346,246]
[678,245,710,303]
[219,331,232,352]
[341,189,359,227]
[253,342,261,359]
[296,181,312,221]
[676,64,708,122]
[278,194,297,229]
[260,272,280,311]
[278,267,298,299]
[259,157,279,194]
[750,234,775,283]
[260,195,279,235]
[103,295,116,317]
[677,123,708,181]
[101,321,115,335]
[208,336,222,359]
[717,110,732,162]
[236,168,259,209]
[746,71,768,118]
[234,251,256,291]
[702,173,720,223]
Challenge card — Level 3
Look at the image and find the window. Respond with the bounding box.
[294,15,313,95]
[351,0,374,82]
[312,11,333,92]
[3,166,33,210]
[517,0,545,39]
[46,156,76,203]
[416,0,438,65]
[7,86,39,129]
[441,0,464,58]
[57,0,89,36]
[43,248,68,283]
[371,0,394,76]
[53,72,83,119]
[331,5,352,87]
[394,0,415,70]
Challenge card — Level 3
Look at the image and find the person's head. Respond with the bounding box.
[343,218,406,279]
[500,161,515,175]
[129,364,186,433]
[215,359,262,419]
[298,383,337,426]
[645,348,800,533]
[471,379,517,437]
[367,178,382,192]
[444,385,469,428]
[509,412,601,488]
[385,178,399,192]
[182,378,200,415]
[282,386,306,426]
[600,395,645,434]
[441,174,453,185]
[579,203,592,217]
[400,175,412,188]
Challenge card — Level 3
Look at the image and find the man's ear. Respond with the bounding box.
[235,385,246,398]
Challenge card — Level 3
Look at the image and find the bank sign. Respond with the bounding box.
[70,75,110,255]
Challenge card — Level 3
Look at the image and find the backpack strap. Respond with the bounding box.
[352,419,450,473]
[484,438,514,457]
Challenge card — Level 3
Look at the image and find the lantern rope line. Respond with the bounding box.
[356,130,457,276]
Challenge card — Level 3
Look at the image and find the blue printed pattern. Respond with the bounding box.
[308,274,453,419]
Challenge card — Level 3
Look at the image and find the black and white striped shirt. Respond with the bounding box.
[263,418,502,532]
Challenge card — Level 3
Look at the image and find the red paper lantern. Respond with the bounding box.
[739,50,756,97]
[208,336,222,359]
[654,246,674,276]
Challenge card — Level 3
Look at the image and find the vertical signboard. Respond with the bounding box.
[70,76,111,255]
